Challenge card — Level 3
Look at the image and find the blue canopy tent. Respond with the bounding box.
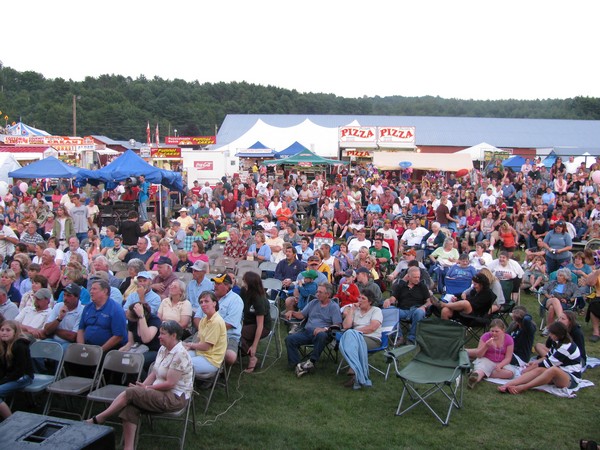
[8,156,80,178]
[76,150,184,192]
[276,141,309,159]
[501,155,526,172]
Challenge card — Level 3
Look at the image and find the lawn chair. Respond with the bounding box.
[43,343,104,419]
[195,360,229,414]
[385,317,470,426]
[443,277,472,297]
[337,307,399,380]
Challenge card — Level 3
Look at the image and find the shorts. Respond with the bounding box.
[473,357,518,378]
[567,373,579,390]
[118,386,187,425]
[227,337,239,353]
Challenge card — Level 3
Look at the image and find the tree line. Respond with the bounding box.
[1,66,599,142]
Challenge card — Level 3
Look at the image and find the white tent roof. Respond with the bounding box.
[456,142,507,160]
[212,118,347,158]
[0,154,22,183]
[373,151,473,172]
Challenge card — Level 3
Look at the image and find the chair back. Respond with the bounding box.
[414,317,466,368]
[380,307,399,331]
[101,350,145,377]
[269,302,280,324]
[64,343,104,368]
[262,278,283,291]
[175,272,193,283]
[445,277,472,296]
[29,340,64,364]
[259,261,278,273]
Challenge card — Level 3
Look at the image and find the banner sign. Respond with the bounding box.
[151,147,181,158]
[165,136,216,146]
[5,136,95,146]
[194,161,214,170]
[344,150,372,157]
[338,126,416,148]
[338,126,377,145]
[378,126,416,146]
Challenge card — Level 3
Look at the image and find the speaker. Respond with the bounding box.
[0,411,115,449]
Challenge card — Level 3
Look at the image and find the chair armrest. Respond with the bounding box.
[458,349,471,369]
[384,345,417,363]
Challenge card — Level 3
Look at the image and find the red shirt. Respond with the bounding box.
[221,198,237,214]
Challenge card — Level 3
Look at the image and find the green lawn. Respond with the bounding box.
[135,291,600,450]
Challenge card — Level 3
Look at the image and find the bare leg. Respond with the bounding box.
[85,390,129,424]
[224,349,237,366]
[502,366,546,389]
[490,367,514,379]
[546,298,564,325]
[0,401,12,419]
[440,300,473,320]
[534,343,550,358]
[508,366,570,394]
[122,421,138,450]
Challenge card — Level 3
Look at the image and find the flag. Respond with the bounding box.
[146,121,151,144]
[155,123,160,145]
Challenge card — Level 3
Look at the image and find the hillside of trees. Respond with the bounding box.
[1,66,599,142]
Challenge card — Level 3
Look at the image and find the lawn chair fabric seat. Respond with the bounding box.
[385,317,470,426]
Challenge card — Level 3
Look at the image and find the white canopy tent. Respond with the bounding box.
[456,142,508,160]
[0,154,22,183]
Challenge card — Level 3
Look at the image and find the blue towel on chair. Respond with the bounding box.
[340,329,372,389]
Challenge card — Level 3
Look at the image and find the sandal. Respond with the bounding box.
[244,356,258,373]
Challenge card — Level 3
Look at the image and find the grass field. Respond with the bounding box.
[132,290,600,450]
[19,291,598,449]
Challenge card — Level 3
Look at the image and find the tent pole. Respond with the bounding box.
[158,185,162,228]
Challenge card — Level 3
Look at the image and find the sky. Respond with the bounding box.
[2,0,598,101]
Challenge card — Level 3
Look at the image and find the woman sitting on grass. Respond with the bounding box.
[535,310,587,368]
[466,319,516,389]
[498,321,581,395]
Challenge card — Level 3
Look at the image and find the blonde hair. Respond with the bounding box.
[0,320,25,364]
[478,268,497,284]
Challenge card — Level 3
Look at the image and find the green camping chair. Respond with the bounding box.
[385,317,470,426]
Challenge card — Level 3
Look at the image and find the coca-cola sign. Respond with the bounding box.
[194,161,213,170]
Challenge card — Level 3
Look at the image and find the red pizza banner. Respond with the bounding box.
[165,136,216,146]
[338,126,377,145]
[151,147,181,158]
[194,161,214,170]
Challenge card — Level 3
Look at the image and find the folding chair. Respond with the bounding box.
[256,303,282,369]
[195,360,229,414]
[110,261,128,274]
[43,343,104,419]
[236,266,262,286]
[492,279,517,325]
[175,272,193,283]
[84,350,145,419]
[337,307,399,380]
[263,278,284,305]
[136,391,196,450]
[212,256,235,274]
[259,261,278,275]
[385,317,470,426]
[235,260,260,275]
[11,340,64,408]
[537,291,578,331]
[444,277,472,297]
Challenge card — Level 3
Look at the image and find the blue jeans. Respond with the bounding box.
[139,199,149,221]
[397,306,427,342]
[285,329,330,367]
[0,375,33,401]
[76,232,87,243]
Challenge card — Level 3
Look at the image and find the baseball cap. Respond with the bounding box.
[63,283,82,296]
[156,256,173,266]
[170,220,181,226]
[213,273,233,284]
[191,261,208,272]
[301,270,319,280]
[89,271,109,281]
[34,288,53,300]
[137,271,153,279]
[356,267,371,275]
[403,248,417,257]
[343,269,355,277]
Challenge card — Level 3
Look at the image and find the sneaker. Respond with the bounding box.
[467,372,479,389]
[590,335,600,343]
[295,360,314,378]
[288,323,300,335]
[541,327,549,337]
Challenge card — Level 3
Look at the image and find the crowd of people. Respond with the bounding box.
[0,154,598,429]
